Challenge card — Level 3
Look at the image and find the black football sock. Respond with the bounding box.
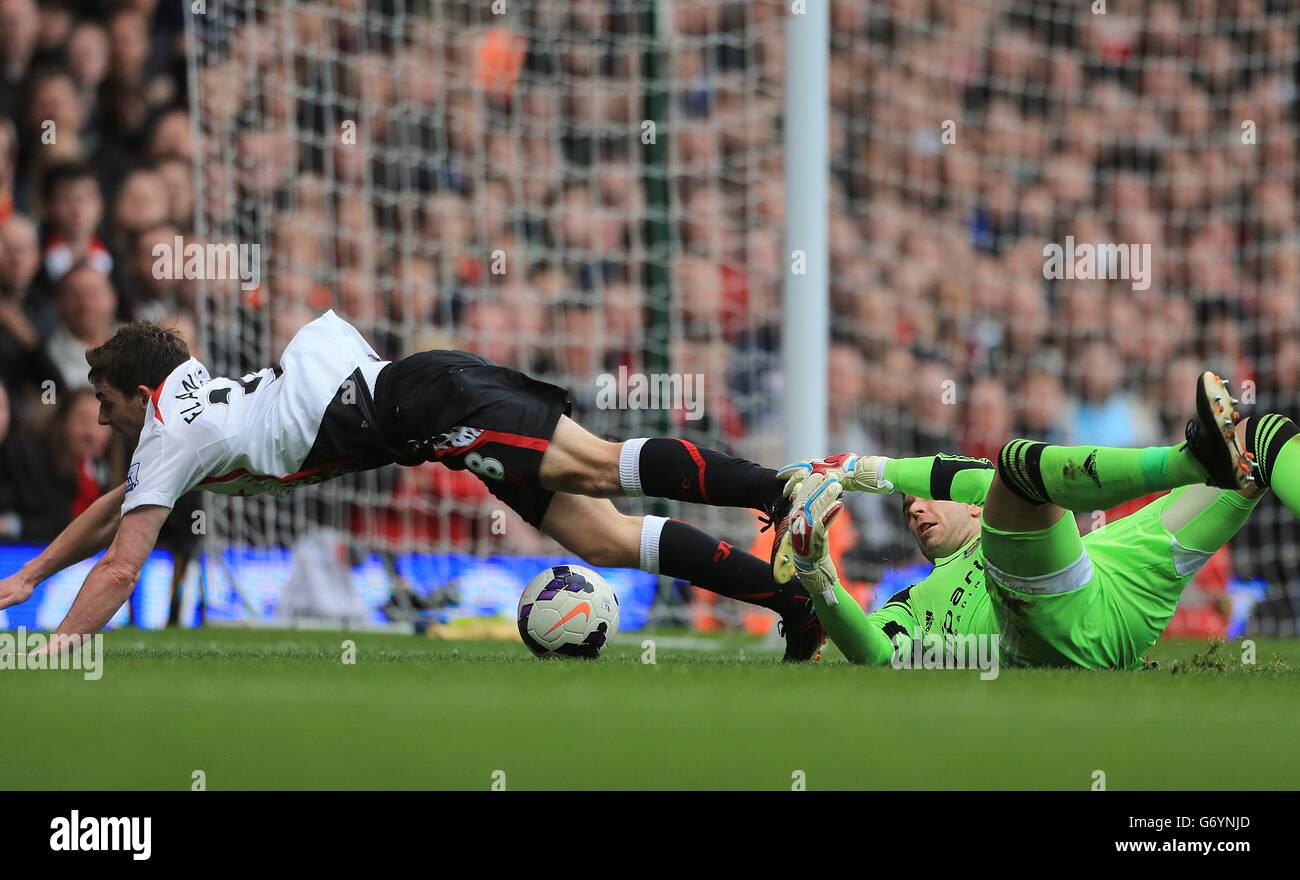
[639,516,806,616]
[618,437,784,511]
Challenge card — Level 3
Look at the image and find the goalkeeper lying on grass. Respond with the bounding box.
[775,372,1300,670]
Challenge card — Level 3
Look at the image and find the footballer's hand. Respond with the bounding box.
[0,571,35,610]
[777,453,859,499]
[788,472,845,606]
[777,453,895,498]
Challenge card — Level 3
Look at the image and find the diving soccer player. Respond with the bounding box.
[0,312,819,657]
[778,372,1300,669]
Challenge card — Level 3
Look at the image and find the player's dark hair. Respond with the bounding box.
[86,322,190,397]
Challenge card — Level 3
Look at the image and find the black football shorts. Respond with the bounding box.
[371,350,573,527]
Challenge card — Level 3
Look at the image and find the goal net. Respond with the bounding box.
[825,0,1300,636]
[186,0,787,627]
[187,1,1300,635]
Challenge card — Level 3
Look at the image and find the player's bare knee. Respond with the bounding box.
[575,541,625,569]
[541,419,622,495]
[583,438,623,494]
[570,513,640,568]
[549,448,620,496]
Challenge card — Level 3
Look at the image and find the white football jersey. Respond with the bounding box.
[121,311,390,515]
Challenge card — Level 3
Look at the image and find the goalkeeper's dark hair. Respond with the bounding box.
[87,322,190,397]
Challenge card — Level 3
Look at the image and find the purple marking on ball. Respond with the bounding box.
[565,575,593,593]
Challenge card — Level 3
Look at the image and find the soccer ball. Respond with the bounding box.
[517,564,619,659]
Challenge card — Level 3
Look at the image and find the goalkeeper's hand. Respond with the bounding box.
[788,472,846,606]
[776,453,895,499]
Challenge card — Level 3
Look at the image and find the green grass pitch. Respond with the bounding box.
[3,628,1298,790]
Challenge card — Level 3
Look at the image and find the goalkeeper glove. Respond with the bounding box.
[776,453,895,499]
[787,472,846,606]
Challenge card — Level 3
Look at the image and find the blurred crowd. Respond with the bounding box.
[819,0,1300,624]
[0,0,187,545]
[1,1,1298,629]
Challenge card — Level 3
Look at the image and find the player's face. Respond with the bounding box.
[903,496,980,561]
[92,379,148,438]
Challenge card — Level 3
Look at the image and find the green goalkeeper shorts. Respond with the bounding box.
[979,485,1258,670]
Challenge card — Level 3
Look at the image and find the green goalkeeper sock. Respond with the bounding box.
[1248,414,1300,518]
[1271,440,1300,518]
[882,455,995,504]
[997,439,1208,512]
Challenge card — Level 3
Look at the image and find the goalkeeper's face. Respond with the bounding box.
[903,496,982,562]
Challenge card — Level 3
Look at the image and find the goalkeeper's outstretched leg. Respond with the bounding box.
[987,371,1300,528]
[992,372,1247,516]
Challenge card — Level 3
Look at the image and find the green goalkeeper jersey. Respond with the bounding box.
[810,453,1258,670]
[835,538,999,667]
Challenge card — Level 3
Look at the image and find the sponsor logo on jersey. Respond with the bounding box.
[429,425,483,451]
[126,462,140,494]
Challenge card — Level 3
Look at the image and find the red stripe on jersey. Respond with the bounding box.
[678,439,710,503]
[150,383,166,423]
[199,458,357,487]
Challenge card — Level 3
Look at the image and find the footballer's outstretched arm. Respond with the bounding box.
[804,564,916,666]
[50,504,169,638]
[780,453,995,504]
[0,481,128,611]
[788,472,915,665]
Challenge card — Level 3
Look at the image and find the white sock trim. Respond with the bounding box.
[640,515,669,574]
[619,437,649,497]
